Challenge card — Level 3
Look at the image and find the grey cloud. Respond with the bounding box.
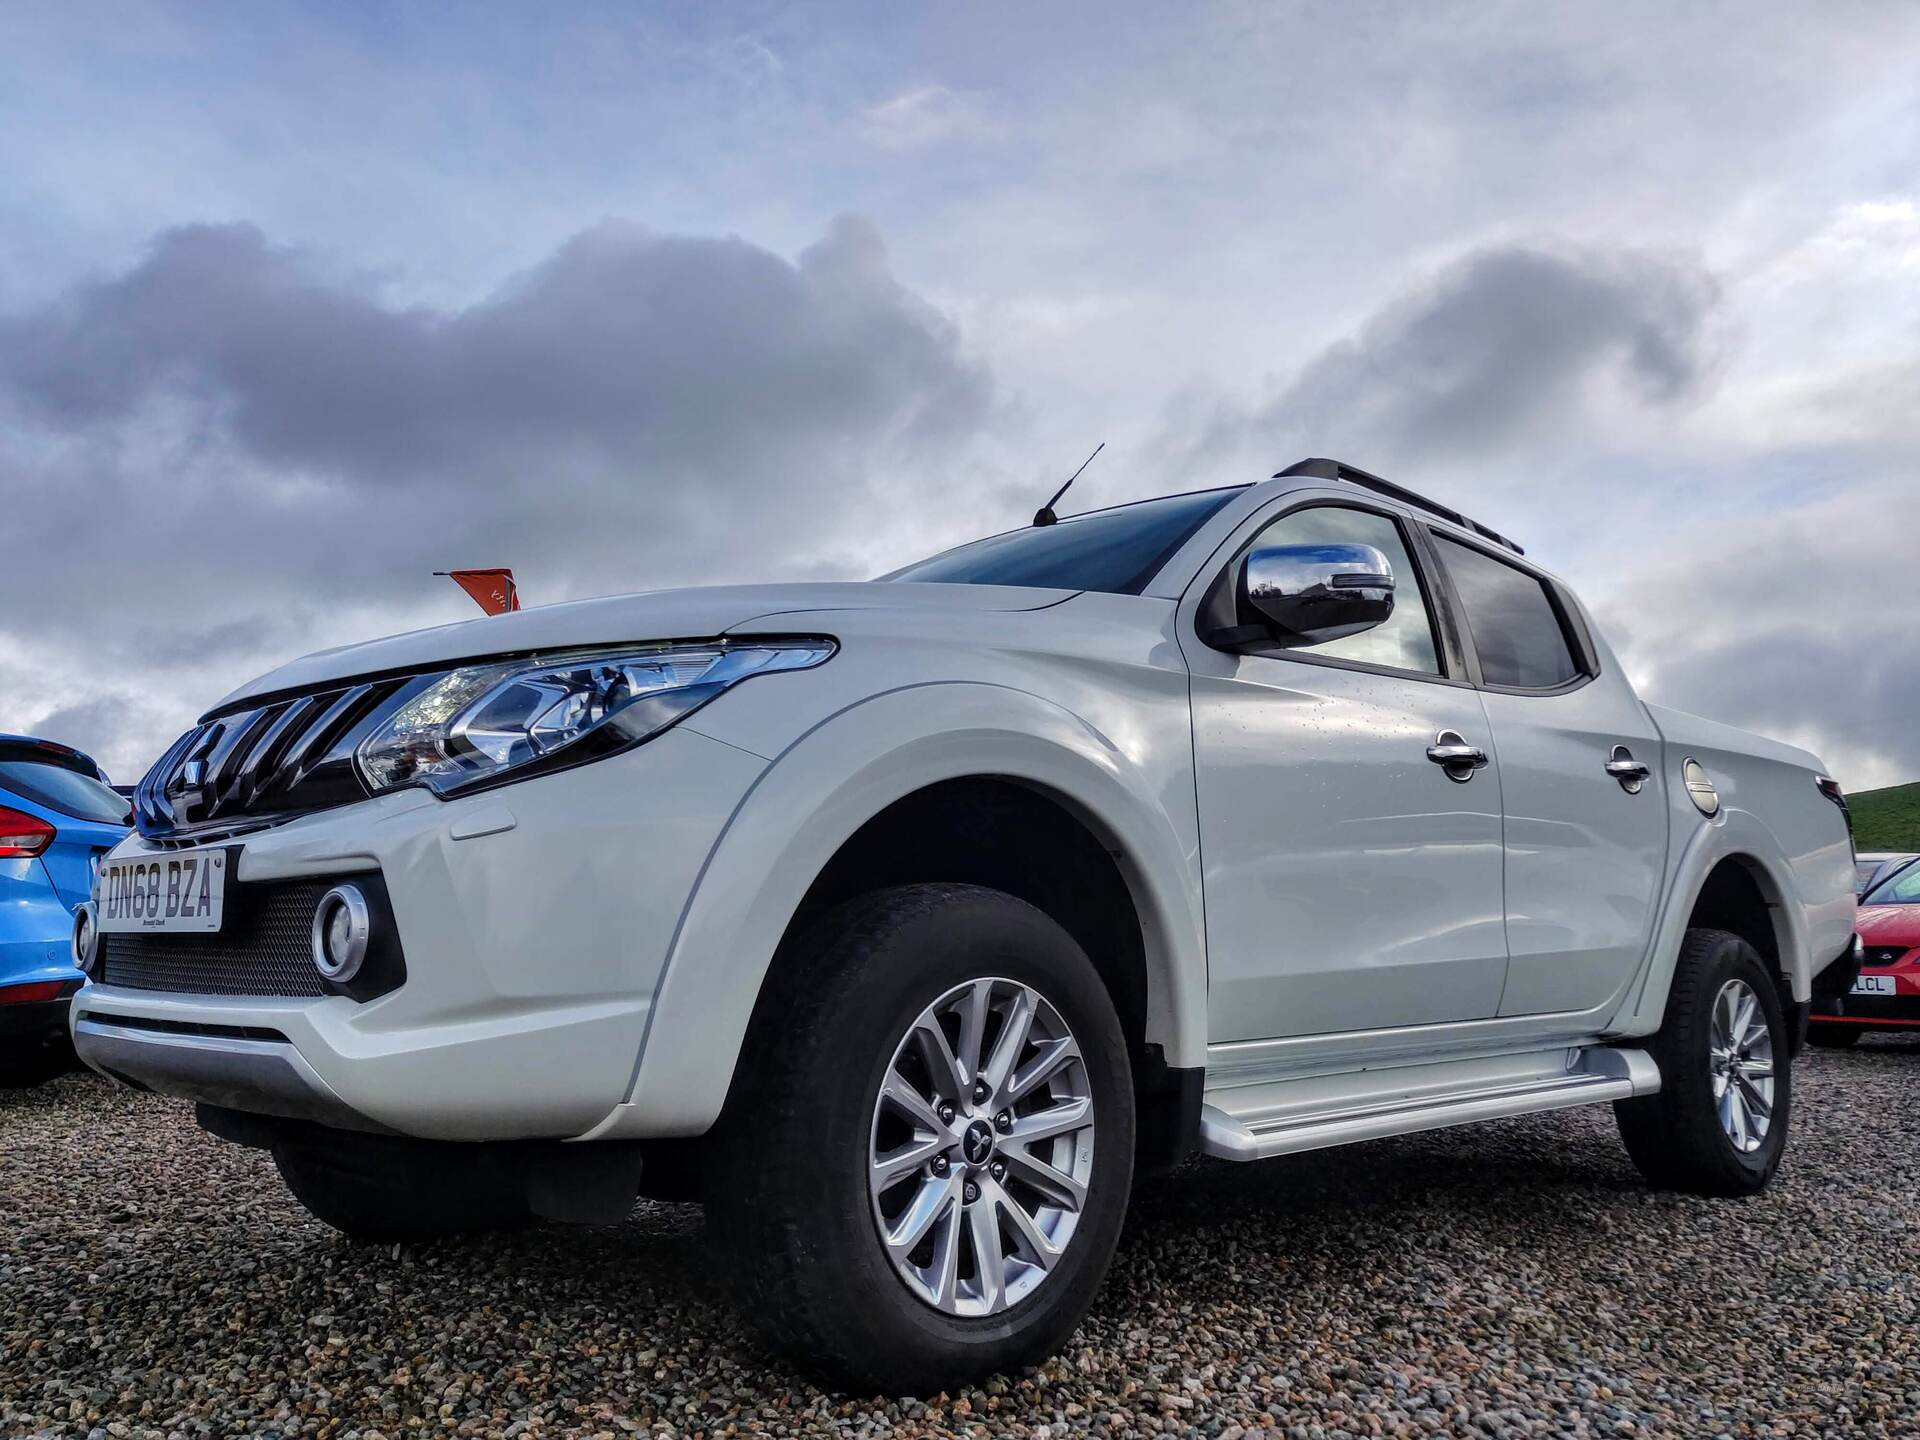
[2,215,988,493]
[21,693,169,783]
[0,215,996,771]
[1174,243,1720,475]
[1601,470,1920,788]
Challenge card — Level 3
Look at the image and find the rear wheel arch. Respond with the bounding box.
[1684,855,1791,1006]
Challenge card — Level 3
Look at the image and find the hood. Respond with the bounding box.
[1855,903,1920,946]
[213,581,1072,712]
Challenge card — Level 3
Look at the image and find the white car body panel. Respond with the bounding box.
[1612,702,1856,1022]
[76,728,765,1138]
[1171,486,1510,1042]
[1480,617,1670,1018]
[594,593,1209,1138]
[72,473,1858,1153]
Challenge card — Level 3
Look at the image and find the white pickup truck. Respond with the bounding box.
[71,457,1859,1391]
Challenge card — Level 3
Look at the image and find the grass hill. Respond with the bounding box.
[1850,781,1920,851]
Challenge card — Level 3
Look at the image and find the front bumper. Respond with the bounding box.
[71,727,766,1139]
[72,1012,386,1129]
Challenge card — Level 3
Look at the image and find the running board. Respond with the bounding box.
[1198,1045,1660,1162]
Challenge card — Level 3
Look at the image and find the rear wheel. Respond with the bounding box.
[1805,1022,1862,1049]
[1615,928,1791,1196]
[711,883,1134,1393]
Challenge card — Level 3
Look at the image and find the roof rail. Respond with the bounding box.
[1274,457,1524,555]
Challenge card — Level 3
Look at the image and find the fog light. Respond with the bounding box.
[311,884,371,982]
[70,902,100,974]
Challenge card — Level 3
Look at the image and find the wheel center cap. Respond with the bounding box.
[962,1119,995,1166]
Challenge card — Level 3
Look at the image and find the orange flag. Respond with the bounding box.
[437,569,520,616]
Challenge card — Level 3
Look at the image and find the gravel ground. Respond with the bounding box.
[3,1040,1917,1440]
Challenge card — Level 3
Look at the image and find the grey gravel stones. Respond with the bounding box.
[4,1038,1916,1437]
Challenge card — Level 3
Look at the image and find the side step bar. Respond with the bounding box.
[1199,1046,1660,1162]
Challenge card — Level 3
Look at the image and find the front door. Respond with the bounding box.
[1181,498,1511,1043]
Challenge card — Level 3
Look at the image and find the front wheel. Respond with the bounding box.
[710,883,1135,1393]
[1615,927,1791,1196]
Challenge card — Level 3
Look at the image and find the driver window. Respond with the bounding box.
[1241,507,1441,675]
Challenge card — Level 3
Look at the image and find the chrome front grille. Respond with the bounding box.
[134,676,430,840]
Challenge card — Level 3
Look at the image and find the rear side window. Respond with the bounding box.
[1431,535,1581,690]
[0,760,130,824]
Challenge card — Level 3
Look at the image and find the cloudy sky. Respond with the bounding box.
[3,2,1917,787]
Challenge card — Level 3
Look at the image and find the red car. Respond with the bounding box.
[1810,857,1920,1046]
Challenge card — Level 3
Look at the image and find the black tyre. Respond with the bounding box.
[710,883,1135,1393]
[1615,928,1791,1196]
[1805,1023,1862,1049]
[272,1125,531,1244]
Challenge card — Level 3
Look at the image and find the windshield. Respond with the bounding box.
[885,486,1244,594]
[1862,857,1920,906]
[0,760,130,825]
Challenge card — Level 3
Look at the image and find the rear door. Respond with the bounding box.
[1181,496,1511,1042]
[1423,532,1669,1017]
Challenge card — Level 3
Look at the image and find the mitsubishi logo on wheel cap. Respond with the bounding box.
[963,1120,994,1165]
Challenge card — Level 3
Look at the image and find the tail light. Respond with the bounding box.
[1815,776,1853,856]
[0,979,79,1005]
[0,805,56,858]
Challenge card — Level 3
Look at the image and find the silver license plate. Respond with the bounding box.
[96,851,228,934]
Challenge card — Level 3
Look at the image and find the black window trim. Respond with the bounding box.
[1418,521,1597,697]
[1195,494,1474,689]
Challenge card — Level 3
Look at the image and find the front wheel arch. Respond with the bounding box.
[606,683,1209,1142]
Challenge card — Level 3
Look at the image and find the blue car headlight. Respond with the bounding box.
[355,640,833,796]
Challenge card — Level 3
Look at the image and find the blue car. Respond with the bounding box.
[0,734,129,1086]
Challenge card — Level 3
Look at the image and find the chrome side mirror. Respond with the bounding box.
[1241,542,1396,646]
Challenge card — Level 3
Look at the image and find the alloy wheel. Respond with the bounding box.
[867,977,1095,1316]
[1708,977,1775,1153]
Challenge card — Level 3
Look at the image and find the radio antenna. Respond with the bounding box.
[1033,442,1104,527]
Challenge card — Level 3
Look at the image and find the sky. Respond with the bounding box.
[2,2,1918,788]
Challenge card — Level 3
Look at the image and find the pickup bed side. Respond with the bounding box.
[1610,703,1856,1035]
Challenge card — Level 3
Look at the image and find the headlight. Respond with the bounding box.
[355,640,833,796]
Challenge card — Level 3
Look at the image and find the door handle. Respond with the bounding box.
[1605,745,1650,794]
[1427,730,1489,782]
